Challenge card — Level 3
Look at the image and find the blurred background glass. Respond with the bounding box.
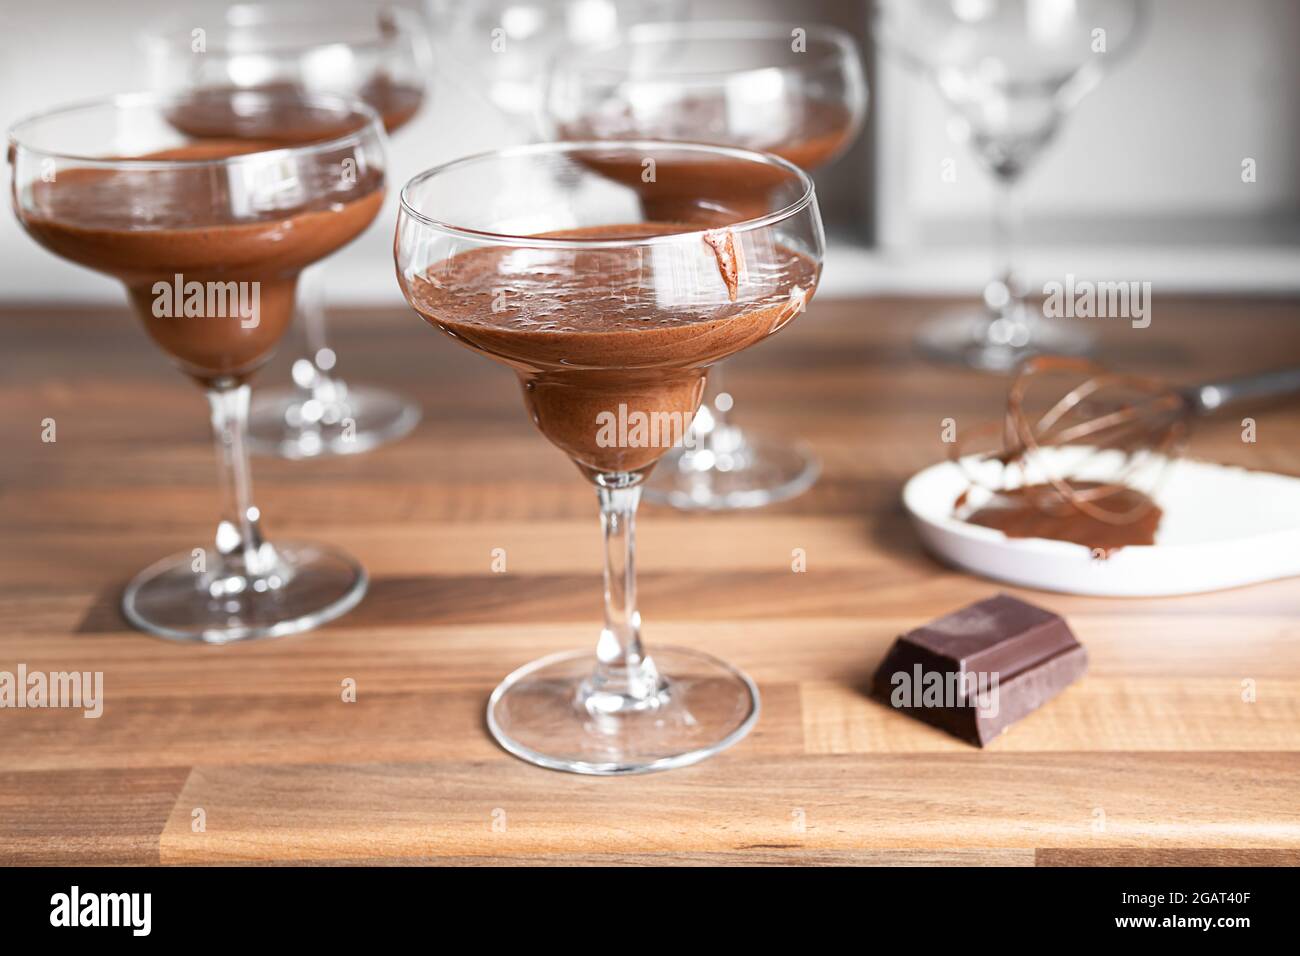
[544,19,866,509]
[877,0,1145,371]
[144,1,432,459]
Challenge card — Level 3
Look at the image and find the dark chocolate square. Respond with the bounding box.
[871,594,1087,746]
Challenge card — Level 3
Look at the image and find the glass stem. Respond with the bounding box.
[296,265,341,403]
[207,383,271,577]
[989,175,1029,330]
[590,480,661,704]
[680,365,730,464]
[700,364,729,433]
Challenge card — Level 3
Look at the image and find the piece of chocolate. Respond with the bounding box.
[871,593,1087,746]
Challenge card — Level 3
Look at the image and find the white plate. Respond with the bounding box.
[902,448,1300,597]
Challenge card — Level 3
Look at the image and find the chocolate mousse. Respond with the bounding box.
[765,99,857,170]
[17,108,384,386]
[358,73,424,133]
[559,96,854,170]
[961,481,1162,556]
[167,78,422,137]
[402,223,818,477]
[561,98,854,222]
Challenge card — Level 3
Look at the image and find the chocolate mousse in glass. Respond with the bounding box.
[396,142,824,773]
[9,89,387,642]
[545,21,867,510]
[144,0,430,459]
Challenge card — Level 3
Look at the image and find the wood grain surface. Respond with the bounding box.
[2,296,1299,866]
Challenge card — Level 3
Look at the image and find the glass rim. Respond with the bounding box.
[397,139,818,250]
[7,89,386,169]
[550,19,861,83]
[139,0,425,57]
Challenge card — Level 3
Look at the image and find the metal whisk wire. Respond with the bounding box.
[1001,357,1188,524]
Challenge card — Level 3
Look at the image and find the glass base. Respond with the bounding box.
[487,646,760,775]
[915,309,1095,372]
[121,541,367,644]
[247,383,421,459]
[642,427,820,510]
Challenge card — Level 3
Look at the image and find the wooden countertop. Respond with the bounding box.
[2,296,1299,866]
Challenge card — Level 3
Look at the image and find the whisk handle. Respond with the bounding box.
[1184,366,1300,415]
